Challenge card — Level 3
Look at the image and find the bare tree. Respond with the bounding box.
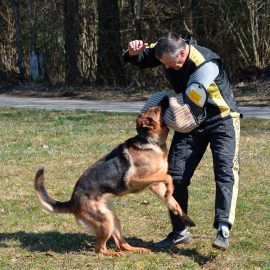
[203,0,270,69]
[26,0,48,82]
[12,0,26,81]
[0,2,17,73]
[1,0,270,85]
[130,0,144,39]
[96,0,125,86]
[79,0,98,82]
[63,0,83,85]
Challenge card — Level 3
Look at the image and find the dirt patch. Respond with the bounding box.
[233,81,270,106]
[0,83,155,102]
[0,80,269,106]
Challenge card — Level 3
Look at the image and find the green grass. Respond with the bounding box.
[0,108,269,270]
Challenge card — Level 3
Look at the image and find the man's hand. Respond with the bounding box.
[128,40,148,56]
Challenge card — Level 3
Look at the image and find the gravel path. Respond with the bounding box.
[0,94,270,119]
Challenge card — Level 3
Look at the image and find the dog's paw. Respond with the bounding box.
[184,215,196,227]
[97,250,125,257]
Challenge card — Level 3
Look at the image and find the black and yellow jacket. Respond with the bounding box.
[123,43,240,124]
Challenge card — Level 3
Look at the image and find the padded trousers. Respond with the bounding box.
[168,115,240,231]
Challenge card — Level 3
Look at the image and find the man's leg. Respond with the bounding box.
[154,129,208,248]
[210,116,240,250]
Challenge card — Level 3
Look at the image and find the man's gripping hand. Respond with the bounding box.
[128,40,148,56]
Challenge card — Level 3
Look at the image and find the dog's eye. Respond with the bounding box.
[145,117,155,126]
[144,119,151,125]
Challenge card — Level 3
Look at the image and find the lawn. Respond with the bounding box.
[0,108,269,270]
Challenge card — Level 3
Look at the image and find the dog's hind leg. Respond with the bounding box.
[95,223,124,257]
[109,205,151,253]
[76,201,124,256]
[149,183,196,227]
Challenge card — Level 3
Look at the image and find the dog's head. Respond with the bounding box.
[136,104,169,142]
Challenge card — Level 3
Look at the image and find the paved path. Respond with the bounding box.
[0,94,270,119]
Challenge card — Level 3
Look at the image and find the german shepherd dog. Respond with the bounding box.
[34,103,195,256]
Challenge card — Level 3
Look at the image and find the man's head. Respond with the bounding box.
[155,32,188,70]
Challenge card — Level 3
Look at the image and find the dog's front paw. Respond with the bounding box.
[184,215,196,227]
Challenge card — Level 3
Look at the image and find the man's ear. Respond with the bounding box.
[180,48,186,57]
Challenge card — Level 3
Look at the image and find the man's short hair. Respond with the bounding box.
[155,32,186,59]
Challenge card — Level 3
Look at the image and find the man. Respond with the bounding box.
[123,32,240,250]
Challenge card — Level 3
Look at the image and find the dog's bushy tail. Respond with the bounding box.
[34,167,73,214]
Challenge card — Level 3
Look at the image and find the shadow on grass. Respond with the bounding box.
[0,231,213,266]
[170,246,215,267]
[0,231,96,253]
[128,238,214,267]
[149,244,214,267]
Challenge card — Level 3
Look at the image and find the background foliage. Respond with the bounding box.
[0,0,269,85]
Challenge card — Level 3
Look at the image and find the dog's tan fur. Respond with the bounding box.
[34,105,195,256]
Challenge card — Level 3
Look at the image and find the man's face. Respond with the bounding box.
[159,49,187,70]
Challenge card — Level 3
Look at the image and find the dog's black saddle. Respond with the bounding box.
[72,142,131,198]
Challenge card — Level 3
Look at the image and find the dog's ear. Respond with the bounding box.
[136,116,157,133]
[158,96,169,110]
[142,117,157,129]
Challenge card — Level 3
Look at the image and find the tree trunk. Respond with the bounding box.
[13,0,26,81]
[26,0,48,82]
[133,0,144,39]
[63,0,83,85]
[191,0,204,39]
[96,0,124,86]
[183,0,193,34]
